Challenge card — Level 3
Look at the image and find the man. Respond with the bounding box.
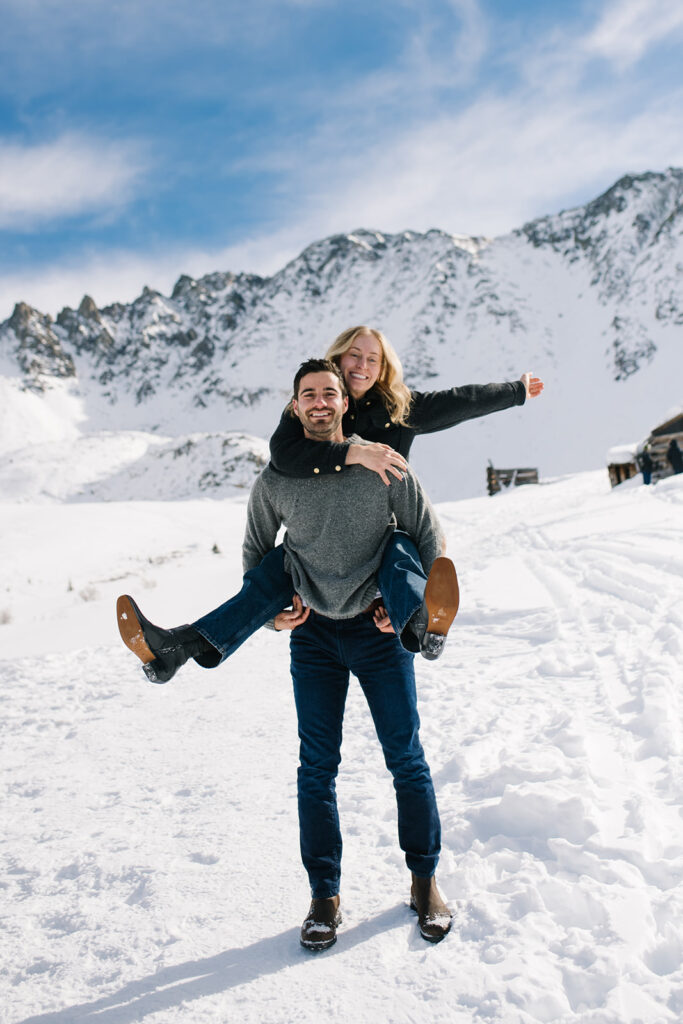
[242,358,457,949]
[117,358,458,947]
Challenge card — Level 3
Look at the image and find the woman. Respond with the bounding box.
[270,324,542,481]
[117,328,542,682]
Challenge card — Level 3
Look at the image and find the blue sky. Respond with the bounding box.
[1,0,683,318]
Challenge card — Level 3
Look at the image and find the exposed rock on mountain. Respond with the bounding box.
[5,302,76,387]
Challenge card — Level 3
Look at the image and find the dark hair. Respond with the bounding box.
[292,358,348,400]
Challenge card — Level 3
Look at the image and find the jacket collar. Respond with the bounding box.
[348,386,382,412]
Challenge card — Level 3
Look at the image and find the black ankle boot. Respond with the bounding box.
[116,595,216,683]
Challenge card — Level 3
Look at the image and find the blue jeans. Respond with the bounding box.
[192,546,294,666]
[376,530,429,652]
[192,531,427,663]
[290,611,441,897]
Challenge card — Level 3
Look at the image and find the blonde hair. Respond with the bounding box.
[325,326,412,426]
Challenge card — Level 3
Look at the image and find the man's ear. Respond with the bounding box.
[343,395,348,413]
[292,397,299,417]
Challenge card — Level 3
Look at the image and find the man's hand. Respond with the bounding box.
[274,594,310,631]
[373,604,396,634]
[346,442,407,486]
[520,372,544,399]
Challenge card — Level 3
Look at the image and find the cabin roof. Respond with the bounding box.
[606,443,638,464]
[650,404,683,437]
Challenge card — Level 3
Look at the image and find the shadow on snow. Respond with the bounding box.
[19,905,410,1024]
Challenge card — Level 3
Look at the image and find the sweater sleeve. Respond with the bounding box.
[242,473,282,573]
[269,408,352,478]
[389,467,445,573]
[409,380,526,435]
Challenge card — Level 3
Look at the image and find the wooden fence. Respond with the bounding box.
[487,461,539,496]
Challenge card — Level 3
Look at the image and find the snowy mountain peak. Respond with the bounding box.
[521,168,683,257]
[1,168,682,500]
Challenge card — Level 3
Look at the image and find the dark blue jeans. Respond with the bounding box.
[192,545,293,666]
[290,611,441,898]
[192,531,427,663]
[376,530,429,653]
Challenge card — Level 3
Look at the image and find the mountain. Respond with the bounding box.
[1,168,682,501]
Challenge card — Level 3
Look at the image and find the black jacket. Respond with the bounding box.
[269,380,527,477]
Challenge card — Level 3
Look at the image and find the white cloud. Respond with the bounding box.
[404,0,489,89]
[292,90,683,239]
[583,0,683,67]
[0,134,148,227]
[233,0,683,239]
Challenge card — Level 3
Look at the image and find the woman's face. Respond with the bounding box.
[339,333,382,400]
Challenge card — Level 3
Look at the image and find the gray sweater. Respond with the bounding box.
[243,435,444,619]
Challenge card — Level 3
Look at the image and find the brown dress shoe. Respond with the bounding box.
[410,874,452,942]
[300,895,342,951]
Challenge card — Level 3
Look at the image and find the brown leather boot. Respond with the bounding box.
[407,557,460,661]
[410,874,452,942]
[300,895,342,951]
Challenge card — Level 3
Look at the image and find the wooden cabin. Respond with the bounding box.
[606,444,638,488]
[646,407,683,481]
[607,404,683,487]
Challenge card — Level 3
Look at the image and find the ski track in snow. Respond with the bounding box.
[1,471,682,1023]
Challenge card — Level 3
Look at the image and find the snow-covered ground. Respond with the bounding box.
[2,469,682,1024]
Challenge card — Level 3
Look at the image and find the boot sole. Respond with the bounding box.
[424,557,459,637]
[116,595,156,665]
[300,934,338,951]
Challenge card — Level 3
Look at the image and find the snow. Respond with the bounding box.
[606,444,638,465]
[0,378,84,456]
[0,431,268,503]
[2,468,682,1023]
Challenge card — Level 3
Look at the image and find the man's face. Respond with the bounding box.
[292,371,348,440]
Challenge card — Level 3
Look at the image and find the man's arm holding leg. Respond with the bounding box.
[243,472,310,632]
[377,469,458,658]
[242,473,282,572]
[389,467,445,573]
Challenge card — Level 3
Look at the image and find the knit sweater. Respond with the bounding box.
[243,436,444,619]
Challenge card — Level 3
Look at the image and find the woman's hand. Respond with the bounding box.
[274,594,310,631]
[520,372,544,399]
[346,442,407,485]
